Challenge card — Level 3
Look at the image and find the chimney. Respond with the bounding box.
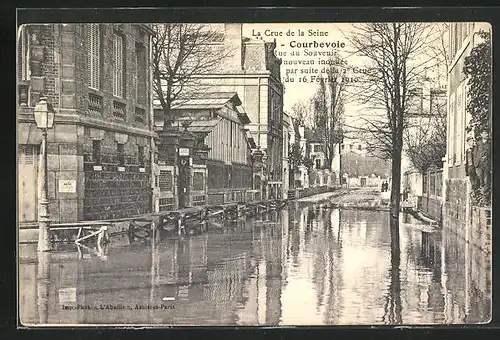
[224,24,243,71]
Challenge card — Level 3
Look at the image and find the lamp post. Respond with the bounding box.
[34,97,55,252]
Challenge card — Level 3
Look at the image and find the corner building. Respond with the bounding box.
[17,24,155,223]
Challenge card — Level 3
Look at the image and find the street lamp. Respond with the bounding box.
[34,97,55,252]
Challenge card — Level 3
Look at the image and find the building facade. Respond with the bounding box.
[193,24,285,200]
[154,92,256,208]
[443,22,492,252]
[282,112,292,199]
[17,24,154,223]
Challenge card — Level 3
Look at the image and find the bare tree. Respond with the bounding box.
[151,24,229,130]
[404,23,448,174]
[404,110,447,173]
[290,100,311,136]
[312,58,346,170]
[347,23,441,220]
[288,101,311,184]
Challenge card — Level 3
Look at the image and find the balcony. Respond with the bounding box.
[18,81,30,106]
[88,93,103,115]
[113,100,126,120]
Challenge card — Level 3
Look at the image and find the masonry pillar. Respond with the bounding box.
[193,136,210,206]
[178,123,196,208]
[252,148,264,202]
[157,128,180,210]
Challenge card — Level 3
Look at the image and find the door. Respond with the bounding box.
[18,145,39,222]
[360,177,367,187]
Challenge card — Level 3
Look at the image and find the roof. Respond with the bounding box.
[244,129,257,149]
[236,105,251,124]
[303,127,323,143]
[153,92,251,124]
[155,118,222,134]
[153,92,242,110]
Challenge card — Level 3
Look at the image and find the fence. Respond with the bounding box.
[418,168,443,222]
[294,185,332,199]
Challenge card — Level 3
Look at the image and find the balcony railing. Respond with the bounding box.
[18,82,30,106]
[113,100,126,120]
[88,93,103,115]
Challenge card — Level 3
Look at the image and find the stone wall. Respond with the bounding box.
[444,178,468,240]
[470,206,492,254]
[82,128,151,220]
[443,178,491,256]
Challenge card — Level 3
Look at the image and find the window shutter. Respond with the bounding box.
[87,24,100,89]
[17,27,24,80]
[113,34,124,97]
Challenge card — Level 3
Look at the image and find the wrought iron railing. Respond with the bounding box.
[88,93,103,115]
[113,100,126,120]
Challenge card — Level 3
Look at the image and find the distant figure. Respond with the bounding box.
[466,135,479,190]
[403,188,409,201]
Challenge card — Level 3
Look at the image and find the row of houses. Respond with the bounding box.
[17,23,291,224]
[287,124,389,191]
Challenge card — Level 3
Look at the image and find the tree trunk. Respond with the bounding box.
[163,106,172,131]
[390,148,402,221]
[389,217,402,324]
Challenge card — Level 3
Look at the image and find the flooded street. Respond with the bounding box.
[19,203,491,326]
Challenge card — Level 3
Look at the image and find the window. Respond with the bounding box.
[159,170,173,191]
[455,87,463,164]
[230,121,233,147]
[193,172,205,191]
[448,94,456,163]
[117,143,125,166]
[135,43,147,104]
[358,145,362,151]
[113,33,125,97]
[138,145,145,167]
[17,26,30,81]
[87,24,100,90]
[315,158,322,169]
[313,144,323,153]
[92,140,101,164]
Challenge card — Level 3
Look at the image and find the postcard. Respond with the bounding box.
[17,17,492,326]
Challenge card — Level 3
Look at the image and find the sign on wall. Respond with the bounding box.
[179,148,190,156]
[58,180,77,193]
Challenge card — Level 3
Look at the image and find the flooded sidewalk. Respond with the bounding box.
[19,203,491,326]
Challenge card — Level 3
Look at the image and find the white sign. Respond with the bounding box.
[58,287,77,304]
[58,180,77,193]
[179,148,190,156]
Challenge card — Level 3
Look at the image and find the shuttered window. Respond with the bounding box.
[17,26,30,81]
[87,24,100,90]
[113,33,124,97]
[135,43,147,104]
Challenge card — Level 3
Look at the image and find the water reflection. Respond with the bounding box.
[19,205,491,325]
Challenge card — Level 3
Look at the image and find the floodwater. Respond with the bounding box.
[19,203,491,326]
